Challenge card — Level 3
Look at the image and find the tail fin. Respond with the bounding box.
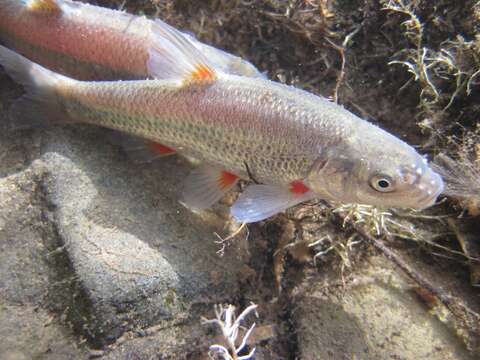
[0,45,74,129]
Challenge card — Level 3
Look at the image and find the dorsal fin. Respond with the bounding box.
[180,31,265,79]
[27,0,61,14]
[147,19,218,84]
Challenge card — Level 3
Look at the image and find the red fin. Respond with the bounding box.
[148,142,176,156]
[219,171,239,190]
[182,166,239,210]
[108,132,176,163]
[28,0,61,14]
[289,180,310,195]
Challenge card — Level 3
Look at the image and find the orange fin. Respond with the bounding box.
[127,140,176,163]
[148,20,218,85]
[181,165,239,210]
[188,63,217,83]
[180,32,265,78]
[27,0,61,14]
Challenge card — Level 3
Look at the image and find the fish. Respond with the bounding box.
[0,0,262,81]
[0,19,444,223]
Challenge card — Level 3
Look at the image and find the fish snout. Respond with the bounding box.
[413,168,444,209]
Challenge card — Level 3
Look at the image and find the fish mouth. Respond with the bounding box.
[413,170,444,209]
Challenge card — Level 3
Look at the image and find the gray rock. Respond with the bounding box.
[0,305,85,360]
[0,139,86,358]
[0,120,247,355]
[293,256,474,360]
[35,126,245,346]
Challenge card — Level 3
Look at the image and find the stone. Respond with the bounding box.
[294,256,475,360]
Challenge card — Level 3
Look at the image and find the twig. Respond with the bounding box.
[213,223,248,257]
[324,26,360,103]
[243,161,260,184]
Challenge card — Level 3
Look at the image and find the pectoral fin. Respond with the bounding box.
[182,165,239,210]
[231,182,315,223]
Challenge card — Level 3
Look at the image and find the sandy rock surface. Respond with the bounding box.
[294,256,474,360]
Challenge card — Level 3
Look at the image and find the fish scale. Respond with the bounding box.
[61,76,334,183]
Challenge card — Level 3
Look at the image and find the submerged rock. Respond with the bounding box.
[294,256,475,360]
[0,122,247,352]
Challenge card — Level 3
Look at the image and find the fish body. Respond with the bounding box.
[61,76,342,183]
[0,18,444,223]
[0,0,261,80]
[59,74,443,209]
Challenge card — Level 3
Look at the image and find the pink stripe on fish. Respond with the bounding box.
[0,1,148,79]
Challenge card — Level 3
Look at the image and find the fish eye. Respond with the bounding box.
[370,175,395,193]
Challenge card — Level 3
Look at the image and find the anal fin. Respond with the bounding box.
[109,132,176,163]
[147,142,176,156]
[182,165,239,210]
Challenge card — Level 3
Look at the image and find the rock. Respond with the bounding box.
[35,126,246,346]
[0,305,85,359]
[0,146,86,358]
[293,256,475,360]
